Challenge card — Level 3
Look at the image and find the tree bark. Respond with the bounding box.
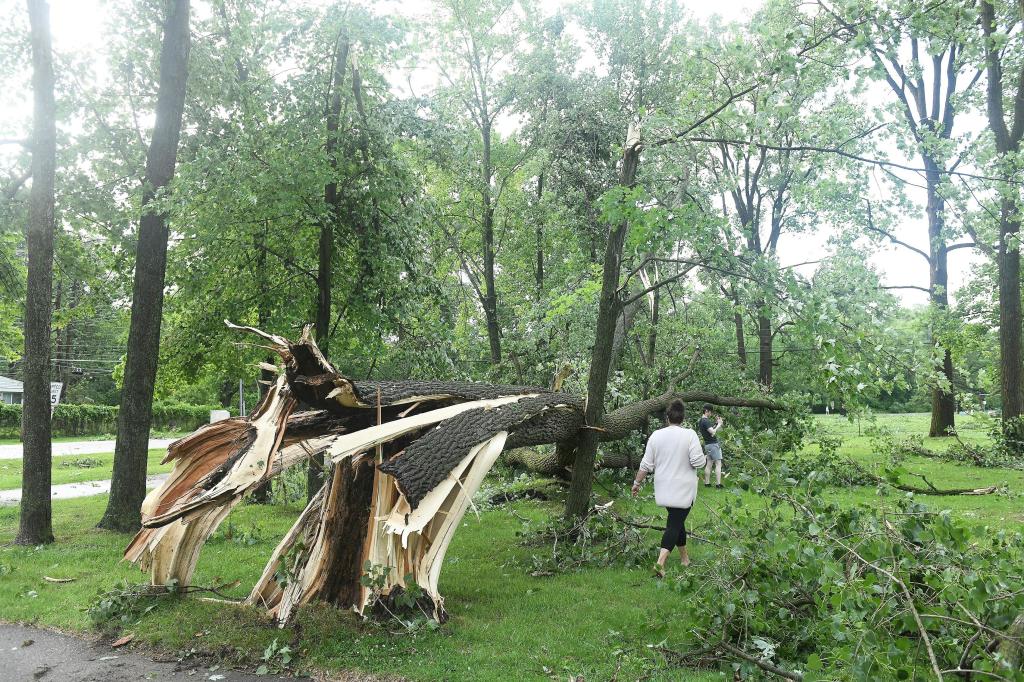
[757,305,772,388]
[998,204,1023,425]
[536,172,544,297]
[565,124,642,519]
[730,285,746,368]
[17,0,57,546]
[99,0,190,532]
[309,33,349,502]
[481,120,501,364]
[979,0,1024,430]
[925,164,956,437]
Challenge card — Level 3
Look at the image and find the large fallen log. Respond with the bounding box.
[125,323,782,623]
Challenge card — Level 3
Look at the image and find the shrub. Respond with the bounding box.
[0,402,220,438]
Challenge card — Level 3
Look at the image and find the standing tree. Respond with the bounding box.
[431,0,530,366]
[16,0,56,546]
[824,0,979,436]
[307,30,349,500]
[99,0,190,532]
[978,0,1024,432]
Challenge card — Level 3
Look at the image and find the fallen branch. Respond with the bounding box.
[847,456,999,493]
[716,641,804,680]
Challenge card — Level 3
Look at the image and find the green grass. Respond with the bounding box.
[807,413,1024,529]
[0,413,1020,680]
[0,449,171,491]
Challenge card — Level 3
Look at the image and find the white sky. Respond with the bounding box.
[5,0,982,308]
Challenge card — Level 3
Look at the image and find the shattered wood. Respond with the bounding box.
[124,322,781,624]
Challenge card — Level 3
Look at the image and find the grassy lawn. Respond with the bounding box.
[0,412,1020,680]
[0,449,171,491]
[807,413,1024,529]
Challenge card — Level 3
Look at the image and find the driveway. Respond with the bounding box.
[0,438,175,461]
[0,623,306,681]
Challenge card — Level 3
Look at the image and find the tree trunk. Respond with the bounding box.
[98,0,189,533]
[481,121,501,364]
[732,289,746,368]
[309,33,349,502]
[924,166,956,437]
[565,123,642,519]
[17,0,57,546]
[536,172,544,297]
[999,205,1023,425]
[979,0,1024,430]
[757,305,772,388]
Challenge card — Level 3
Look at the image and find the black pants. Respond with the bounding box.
[660,506,691,551]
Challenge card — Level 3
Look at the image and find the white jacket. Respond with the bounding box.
[639,425,707,509]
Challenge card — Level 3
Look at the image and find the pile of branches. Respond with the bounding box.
[663,471,1024,680]
[875,421,1024,471]
[786,436,1002,496]
[517,501,658,574]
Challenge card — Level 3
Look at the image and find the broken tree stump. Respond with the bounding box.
[124,322,782,624]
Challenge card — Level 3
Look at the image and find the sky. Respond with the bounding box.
[3,0,983,308]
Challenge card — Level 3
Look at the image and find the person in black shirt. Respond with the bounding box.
[698,404,724,488]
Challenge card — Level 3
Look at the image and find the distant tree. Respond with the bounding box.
[824,0,979,436]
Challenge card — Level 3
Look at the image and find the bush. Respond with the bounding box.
[0,402,220,438]
[668,474,1024,680]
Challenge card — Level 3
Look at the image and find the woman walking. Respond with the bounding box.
[631,400,707,577]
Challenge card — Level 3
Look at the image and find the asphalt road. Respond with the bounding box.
[0,624,306,682]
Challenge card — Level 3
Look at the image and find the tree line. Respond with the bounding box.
[2,0,1022,542]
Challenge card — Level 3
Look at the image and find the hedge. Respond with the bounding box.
[0,402,222,439]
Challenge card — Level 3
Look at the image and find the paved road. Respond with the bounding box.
[0,474,170,506]
[0,438,175,461]
[0,624,306,681]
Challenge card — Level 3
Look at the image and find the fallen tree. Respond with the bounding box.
[125,323,781,623]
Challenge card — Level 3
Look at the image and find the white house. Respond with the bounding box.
[0,375,23,405]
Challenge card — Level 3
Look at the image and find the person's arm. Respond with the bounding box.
[632,437,656,497]
[708,416,723,436]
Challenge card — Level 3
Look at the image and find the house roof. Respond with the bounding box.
[0,375,24,392]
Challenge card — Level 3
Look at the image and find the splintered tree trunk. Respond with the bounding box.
[925,170,956,437]
[565,124,642,519]
[250,357,276,504]
[99,0,190,532]
[17,0,57,546]
[124,324,782,623]
[309,33,349,502]
[298,457,375,608]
